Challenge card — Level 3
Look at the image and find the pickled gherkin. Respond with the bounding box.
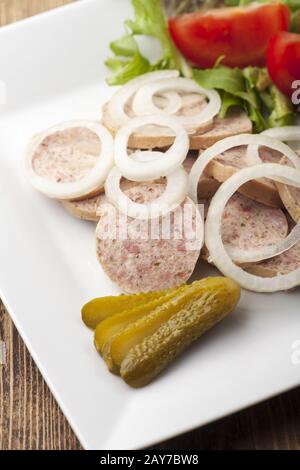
[82,289,170,329]
[120,278,240,387]
[107,277,228,371]
[95,285,187,366]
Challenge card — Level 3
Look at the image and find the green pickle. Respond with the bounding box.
[94,285,187,370]
[114,277,240,385]
[82,290,169,329]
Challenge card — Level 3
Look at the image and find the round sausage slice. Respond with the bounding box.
[96,183,201,293]
[62,155,220,222]
[102,97,251,150]
[61,194,104,222]
[205,146,283,207]
[61,179,142,222]
[102,93,212,148]
[189,109,252,150]
[26,121,114,200]
[276,155,300,223]
[246,240,300,277]
[202,193,288,264]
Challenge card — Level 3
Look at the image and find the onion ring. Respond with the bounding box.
[155,91,182,114]
[106,70,180,129]
[131,77,221,132]
[225,220,300,264]
[104,165,188,220]
[114,115,189,181]
[247,126,300,163]
[25,120,114,200]
[205,163,300,292]
[189,134,300,204]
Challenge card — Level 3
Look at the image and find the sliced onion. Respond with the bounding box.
[114,115,189,181]
[205,163,300,292]
[155,91,182,114]
[25,120,114,200]
[247,126,300,164]
[131,77,221,132]
[106,70,179,129]
[226,209,300,264]
[188,134,300,203]
[104,165,188,220]
[261,126,300,143]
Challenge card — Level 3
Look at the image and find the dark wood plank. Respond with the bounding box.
[0,0,78,451]
[0,0,300,451]
[0,302,82,450]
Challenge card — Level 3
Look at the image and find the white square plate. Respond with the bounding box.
[0,0,299,450]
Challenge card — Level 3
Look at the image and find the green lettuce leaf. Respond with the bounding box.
[268,86,296,127]
[244,103,267,133]
[194,63,297,132]
[218,91,244,117]
[105,0,190,85]
[193,66,245,96]
[105,35,151,85]
[193,66,268,131]
[282,0,300,12]
[291,9,300,31]
[126,0,176,64]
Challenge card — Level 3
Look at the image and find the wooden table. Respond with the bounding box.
[0,0,300,451]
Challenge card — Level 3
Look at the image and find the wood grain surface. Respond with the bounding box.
[0,0,300,451]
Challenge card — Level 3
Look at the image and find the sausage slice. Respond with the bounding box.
[205,146,283,207]
[102,99,251,150]
[61,180,144,222]
[246,238,300,278]
[27,123,114,201]
[61,195,104,222]
[276,155,300,223]
[62,155,220,222]
[202,193,288,264]
[96,183,201,293]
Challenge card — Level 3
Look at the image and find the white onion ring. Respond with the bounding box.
[106,70,179,129]
[131,77,221,132]
[205,163,300,292]
[25,120,114,200]
[247,126,300,164]
[261,126,300,142]
[156,91,182,114]
[226,219,300,264]
[114,115,189,181]
[104,165,188,220]
[188,134,300,204]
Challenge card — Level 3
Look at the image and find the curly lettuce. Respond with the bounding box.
[194,66,295,131]
[105,0,190,85]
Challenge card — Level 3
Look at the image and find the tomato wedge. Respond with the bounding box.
[267,31,300,97]
[169,3,290,69]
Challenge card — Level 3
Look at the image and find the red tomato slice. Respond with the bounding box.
[169,3,290,69]
[267,31,300,97]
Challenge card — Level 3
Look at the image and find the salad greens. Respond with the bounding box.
[105,0,297,131]
[105,0,190,85]
[194,66,294,131]
[105,35,151,85]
